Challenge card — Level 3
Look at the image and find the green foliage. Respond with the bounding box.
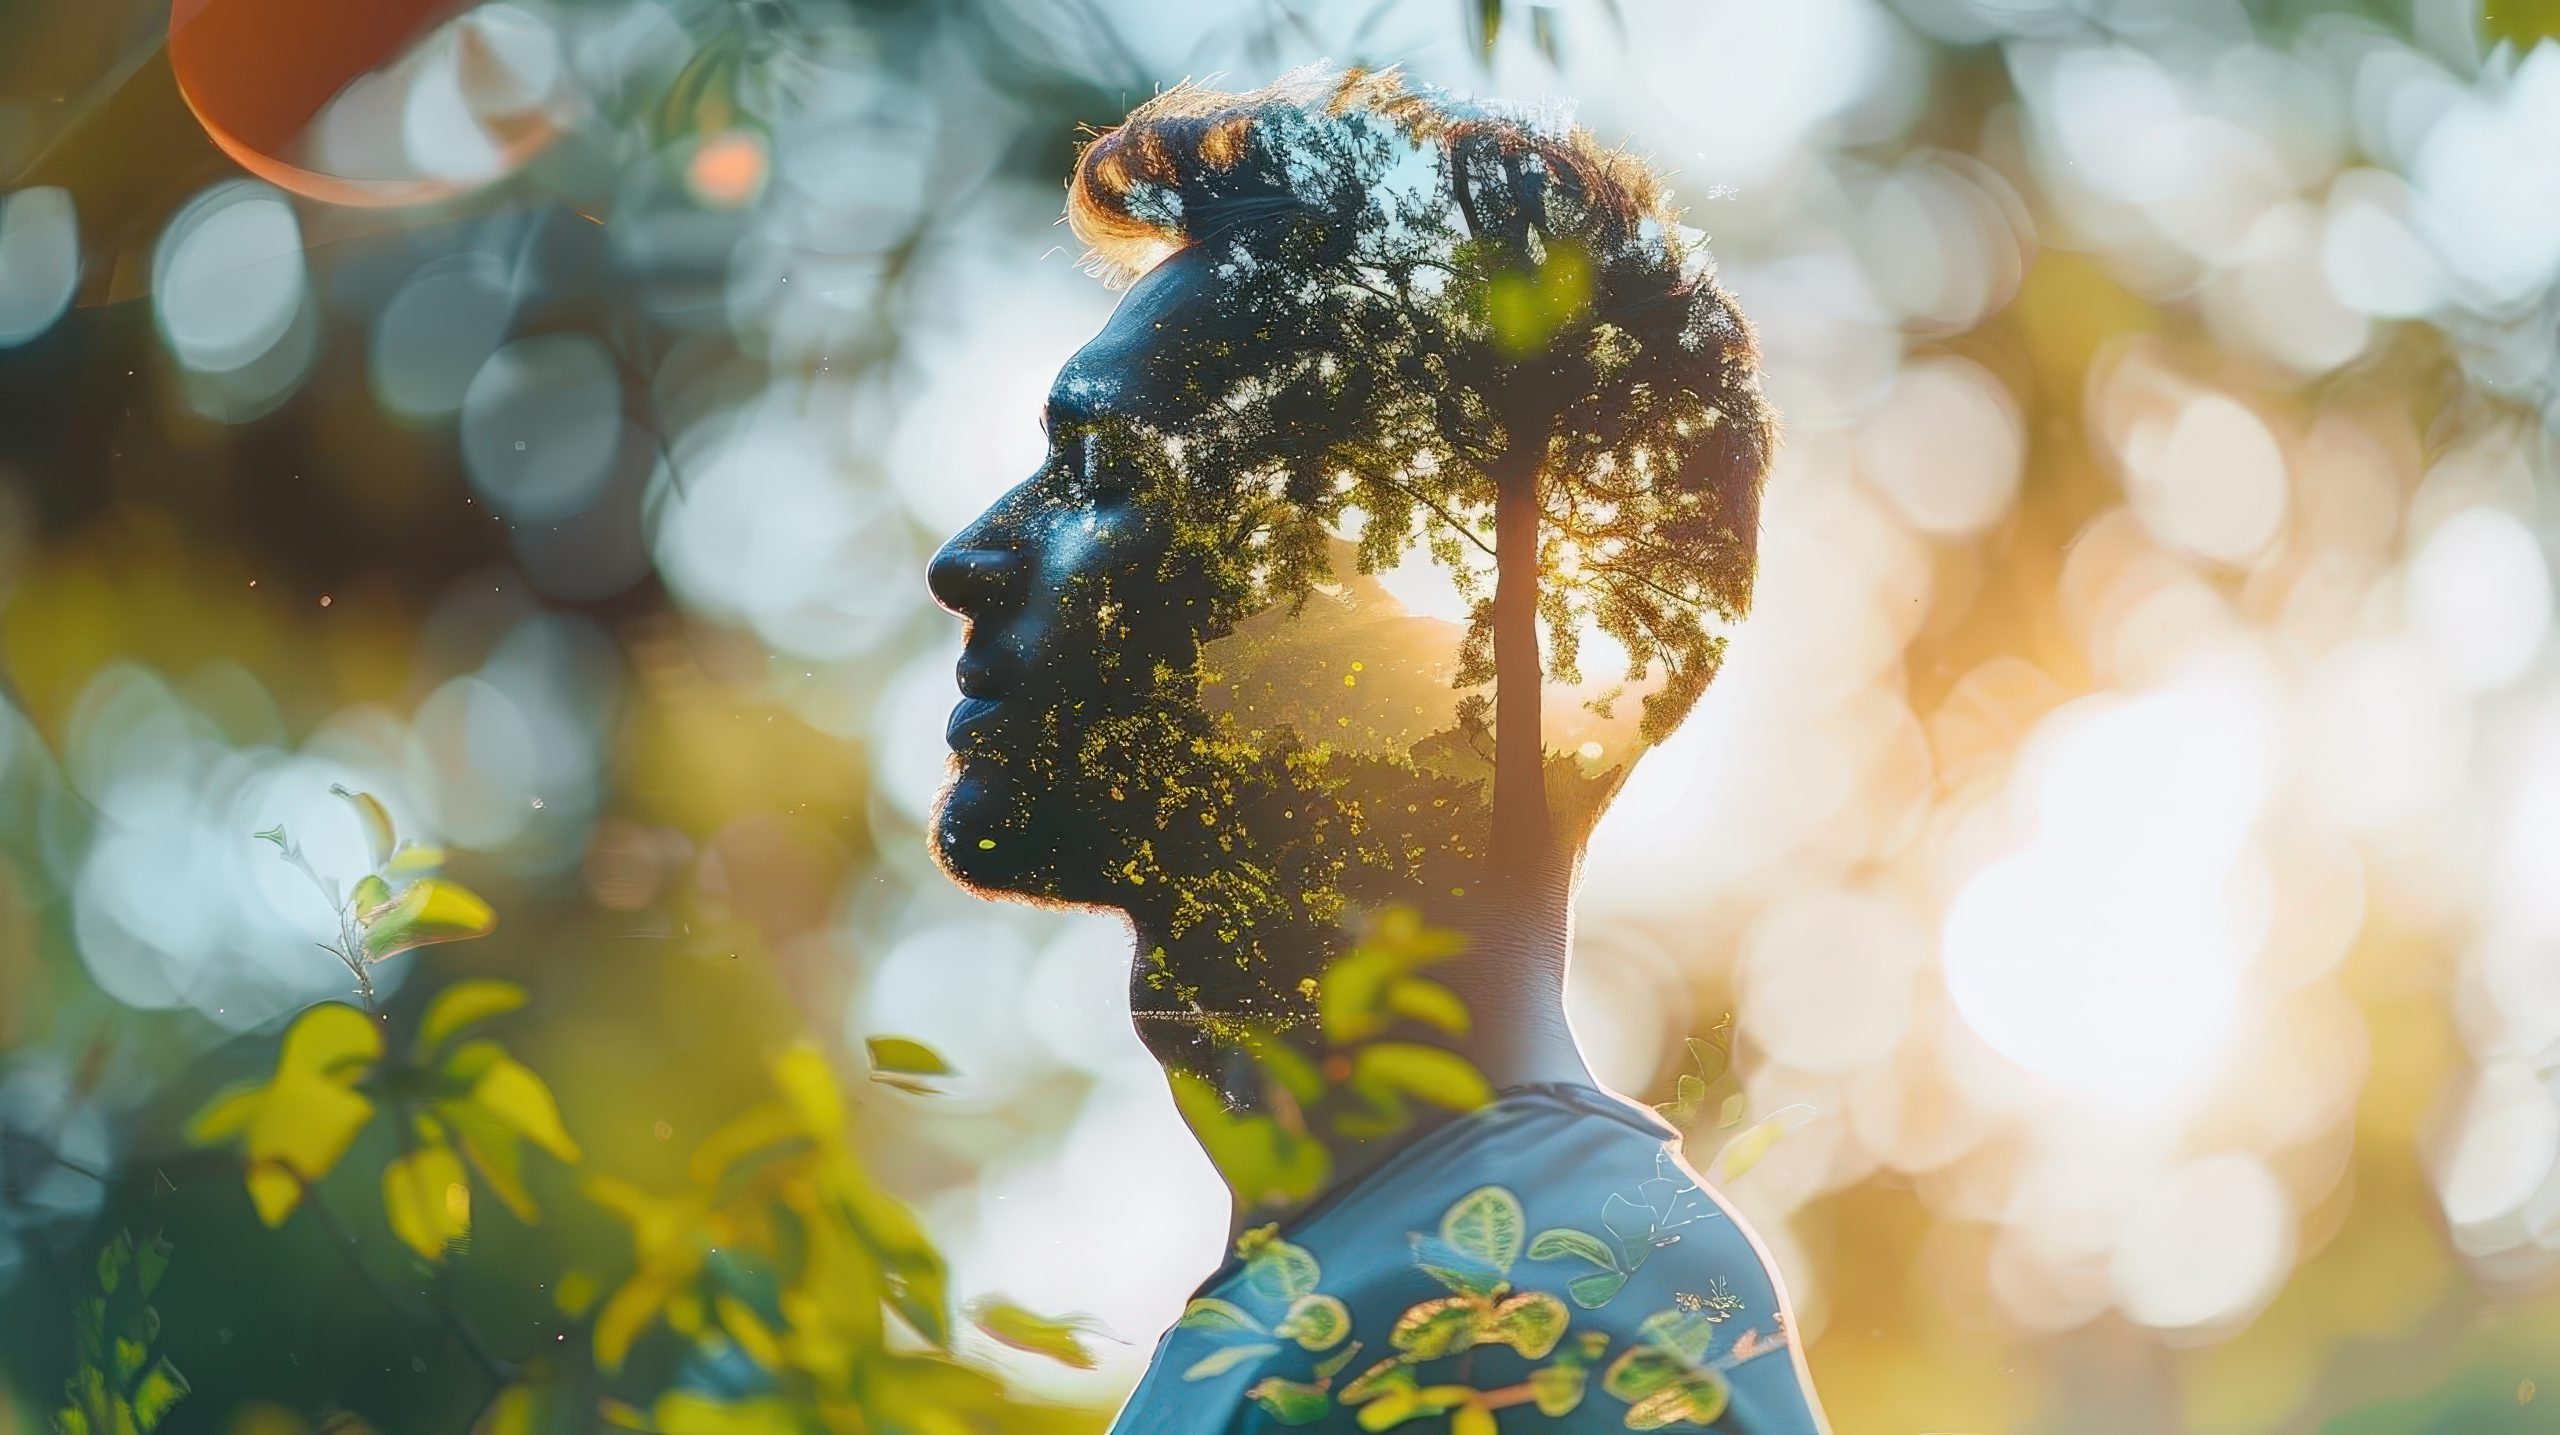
[863,1034,956,1096]
[168,790,1083,1434]
[968,1300,1106,1370]
[54,1233,187,1435]
[862,1036,951,1078]
[1603,1312,1731,1430]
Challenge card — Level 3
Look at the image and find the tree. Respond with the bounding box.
[1078,79,1772,879]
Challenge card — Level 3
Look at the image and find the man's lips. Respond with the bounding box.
[946,695,1004,749]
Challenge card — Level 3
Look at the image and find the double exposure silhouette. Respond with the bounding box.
[929,68,1824,1432]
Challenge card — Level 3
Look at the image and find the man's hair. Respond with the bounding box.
[1066,67,1674,286]
[1060,66,1776,752]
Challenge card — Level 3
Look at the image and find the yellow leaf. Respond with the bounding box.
[713,1294,785,1369]
[416,980,528,1060]
[444,1111,537,1222]
[553,1269,599,1317]
[384,842,445,879]
[383,1144,471,1261]
[479,1382,538,1435]
[278,1003,383,1081]
[246,1163,305,1228]
[1384,976,1470,1036]
[967,1298,1102,1368]
[767,1041,844,1135]
[650,1392,801,1435]
[864,1035,953,1078]
[462,1055,582,1163]
[361,879,496,963]
[686,1104,801,1187]
[1709,1102,1816,1184]
[243,1076,373,1225]
[1452,1406,1496,1435]
[593,1267,679,1373]
[332,786,397,869]
[184,1083,263,1146]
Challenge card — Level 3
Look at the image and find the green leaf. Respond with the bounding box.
[1410,1234,1504,1299]
[1352,1384,1418,1431]
[1351,1042,1494,1117]
[1567,1268,1629,1309]
[459,1053,582,1162]
[1246,1032,1326,1105]
[1439,1185,1524,1274]
[1240,1228,1323,1303]
[1174,1074,1330,1208]
[1246,1376,1333,1425]
[135,1235,172,1300]
[1486,244,1593,355]
[383,1143,471,1261]
[95,1232,130,1294]
[349,874,392,918]
[1685,1031,1732,1089]
[1675,1073,1706,1115]
[359,878,496,963]
[1176,1297,1265,1335]
[1319,947,1399,1044]
[1600,1193,1656,1257]
[415,979,528,1059]
[1602,1345,1684,1403]
[383,841,445,879]
[1624,1372,1730,1430]
[865,1035,953,1078]
[1527,1227,1619,1271]
[967,1299,1100,1369]
[131,1357,190,1431]
[1529,3,1562,65]
[1383,977,1469,1036]
[1475,0,1503,58]
[332,785,397,869]
[1275,1293,1351,1351]
[1386,1297,1482,1359]
[1635,1309,1717,1366]
[1182,1341,1278,1381]
[1485,1290,1568,1359]
[1528,1362,1586,1417]
[253,824,288,852]
[1710,1103,1814,1184]
[1339,1356,1412,1406]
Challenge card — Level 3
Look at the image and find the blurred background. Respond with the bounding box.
[4,0,2559,1430]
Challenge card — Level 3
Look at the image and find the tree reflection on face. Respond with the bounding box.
[926,67,1774,1060]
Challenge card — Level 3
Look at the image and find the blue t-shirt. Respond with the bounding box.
[1111,1085,1828,1433]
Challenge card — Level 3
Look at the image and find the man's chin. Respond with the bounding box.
[930,761,1068,903]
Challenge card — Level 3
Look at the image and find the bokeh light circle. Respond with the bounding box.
[461,332,624,523]
[152,181,308,374]
[0,187,78,348]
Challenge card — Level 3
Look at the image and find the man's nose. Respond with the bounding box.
[927,538,1023,617]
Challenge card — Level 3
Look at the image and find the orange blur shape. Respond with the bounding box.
[168,0,545,207]
[688,130,768,210]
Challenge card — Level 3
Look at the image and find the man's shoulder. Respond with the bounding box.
[1112,1100,1821,1432]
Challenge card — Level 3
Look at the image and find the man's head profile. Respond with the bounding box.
[926,67,1775,1010]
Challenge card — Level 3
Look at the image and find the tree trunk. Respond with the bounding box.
[1488,441,1550,877]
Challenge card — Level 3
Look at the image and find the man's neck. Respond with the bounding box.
[1123,872,1596,1243]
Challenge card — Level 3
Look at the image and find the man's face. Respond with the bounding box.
[925,247,1232,905]
[925,237,1672,925]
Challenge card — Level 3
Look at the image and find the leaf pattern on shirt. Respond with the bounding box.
[1175,1176,1793,1430]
